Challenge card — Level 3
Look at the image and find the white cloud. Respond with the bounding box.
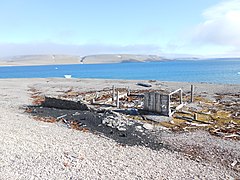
[192,0,240,53]
[203,0,240,19]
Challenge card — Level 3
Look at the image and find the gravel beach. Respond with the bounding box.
[0,78,239,179]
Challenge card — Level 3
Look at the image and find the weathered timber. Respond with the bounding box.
[175,115,211,124]
[190,85,194,103]
[112,85,115,101]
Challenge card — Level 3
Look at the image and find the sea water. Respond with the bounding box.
[0,59,239,84]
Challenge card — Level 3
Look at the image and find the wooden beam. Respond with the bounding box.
[169,88,182,96]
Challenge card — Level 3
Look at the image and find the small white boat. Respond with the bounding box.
[64,74,72,78]
[237,72,240,75]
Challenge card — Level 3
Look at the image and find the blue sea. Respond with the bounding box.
[0,59,240,84]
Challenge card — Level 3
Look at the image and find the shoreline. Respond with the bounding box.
[1,77,239,101]
[0,77,239,86]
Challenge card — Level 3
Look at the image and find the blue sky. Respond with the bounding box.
[0,0,240,57]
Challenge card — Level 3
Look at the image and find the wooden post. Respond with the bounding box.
[127,86,130,96]
[190,85,194,103]
[179,89,183,104]
[112,85,115,101]
[95,91,99,99]
[116,91,120,108]
[194,113,197,120]
[167,94,171,116]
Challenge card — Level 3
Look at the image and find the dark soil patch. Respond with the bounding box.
[27,106,164,150]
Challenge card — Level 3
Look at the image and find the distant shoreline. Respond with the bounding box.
[0,54,239,67]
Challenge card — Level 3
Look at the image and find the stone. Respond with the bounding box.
[135,126,144,132]
[231,160,238,167]
[117,127,127,131]
[143,123,154,130]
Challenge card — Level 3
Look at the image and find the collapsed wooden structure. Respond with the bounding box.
[144,88,183,116]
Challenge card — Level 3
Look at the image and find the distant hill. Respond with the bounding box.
[0,54,166,66]
[0,54,238,66]
[80,54,165,64]
[0,55,81,66]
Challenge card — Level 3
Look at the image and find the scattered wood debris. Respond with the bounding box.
[27,86,240,141]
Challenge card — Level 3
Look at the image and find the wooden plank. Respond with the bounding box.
[144,92,150,111]
[167,95,171,116]
[169,88,182,96]
[116,91,120,108]
[160,94,170,116]
[155,93,161,113]
[176,103,184,111]
[149,92,156,111]
[112,85,115,101]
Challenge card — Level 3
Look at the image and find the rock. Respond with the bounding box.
[102,111,128,131]
[135,126,144,132]
[117,127,127,131]
[231,160,238,167]
[126,108,139,115]
[143,123,154,130]
[156,125,169,131]
[73,112,81,116]
[119,133,127,137]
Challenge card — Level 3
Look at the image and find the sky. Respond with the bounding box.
[0,0,240,58]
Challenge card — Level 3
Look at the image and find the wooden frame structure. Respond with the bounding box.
[144,88,183,116]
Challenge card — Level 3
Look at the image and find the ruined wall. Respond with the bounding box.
[42,97,89,111]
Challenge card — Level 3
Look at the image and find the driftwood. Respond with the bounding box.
[56,114,67,120]
[175,116,212,124]
[137,83,152,87]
